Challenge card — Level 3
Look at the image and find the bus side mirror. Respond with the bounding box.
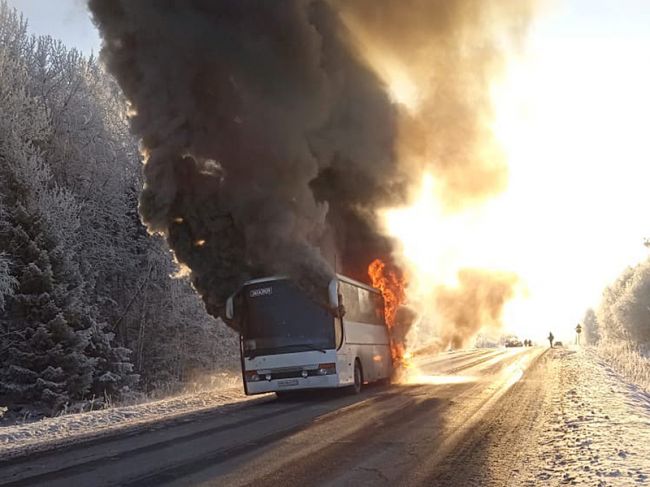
[327,279,345,318]
[225,296,234,320]
[328,279,339,308]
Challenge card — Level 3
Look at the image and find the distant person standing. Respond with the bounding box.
[548,331,554,348]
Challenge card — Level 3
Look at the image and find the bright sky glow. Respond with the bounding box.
[384,2,650,342]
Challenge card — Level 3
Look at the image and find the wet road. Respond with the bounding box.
[0,347,549,486]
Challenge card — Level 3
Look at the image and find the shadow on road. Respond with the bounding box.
[273,380,394,403]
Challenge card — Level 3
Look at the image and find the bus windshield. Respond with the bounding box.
[241,279,335,357]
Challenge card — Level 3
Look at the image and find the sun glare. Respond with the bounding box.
[382,16,650,343]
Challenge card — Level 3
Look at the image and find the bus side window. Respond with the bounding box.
[358,288,379,325]
[340,282,361,322]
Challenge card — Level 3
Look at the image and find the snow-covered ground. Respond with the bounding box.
[0,377,269,459]
[2,346,649,487]
[527,347,650,485]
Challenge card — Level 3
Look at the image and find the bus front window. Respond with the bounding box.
[242,279,335,357]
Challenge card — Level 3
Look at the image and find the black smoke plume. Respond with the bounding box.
[88,1,407,324]
[89,0,535,345]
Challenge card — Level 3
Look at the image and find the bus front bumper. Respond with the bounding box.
[245,373,340,395]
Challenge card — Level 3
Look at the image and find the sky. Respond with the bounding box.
[6,0,100,55]
[542,0,650,39]
[8,0,650,342]
[9,0,650,65]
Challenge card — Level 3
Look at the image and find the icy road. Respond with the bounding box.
[1,347,649,486]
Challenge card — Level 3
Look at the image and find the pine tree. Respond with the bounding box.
[0,198,94,414]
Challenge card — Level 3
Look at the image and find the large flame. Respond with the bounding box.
[368,259,406,328]
[368,258,410,364]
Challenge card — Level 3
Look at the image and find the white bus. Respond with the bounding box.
[225,274,393,395]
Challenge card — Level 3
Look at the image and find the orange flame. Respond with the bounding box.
[368,258,408,364]
[368,259,406,327]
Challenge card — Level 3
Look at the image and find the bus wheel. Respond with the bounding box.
[352,359,362,394]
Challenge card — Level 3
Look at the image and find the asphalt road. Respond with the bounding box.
[0,347,549,487]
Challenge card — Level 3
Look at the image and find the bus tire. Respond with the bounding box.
[351,359,363,394]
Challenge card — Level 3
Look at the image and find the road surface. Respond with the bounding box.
[0,347,549,486]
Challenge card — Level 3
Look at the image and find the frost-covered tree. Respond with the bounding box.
[0,4,135,414]
[595,257,650,346]
[582,308,600,345]
[15,30,143,338]
[592,257,650,390]
[124,244,239,392]
[0,94,93,412]
[0,203,94,413]
[610,261,650,344]
[0,252,17,311]
[0,2,239,411]
[596,266,636,342]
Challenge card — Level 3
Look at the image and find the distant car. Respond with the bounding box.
[505,339,523,347]
[554,341,563,347]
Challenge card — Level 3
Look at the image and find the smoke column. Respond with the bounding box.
[88,0,409,322]
[335,0,536,209]
[336,0,536,349]
[89,0,536,341]
[434,270,518,349]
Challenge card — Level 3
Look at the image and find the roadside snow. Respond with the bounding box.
[0,378,268,459]
[528,347,650,486]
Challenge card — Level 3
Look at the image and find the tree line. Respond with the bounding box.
[0,3,238,418]
[583,254,650,390]
[584,258,650,346]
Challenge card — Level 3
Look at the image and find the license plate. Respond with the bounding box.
[278,379,299,387]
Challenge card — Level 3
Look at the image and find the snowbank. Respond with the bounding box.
[530,347,650,485]
[0,382,269,458]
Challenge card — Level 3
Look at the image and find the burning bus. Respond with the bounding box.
[225,274,393,395]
